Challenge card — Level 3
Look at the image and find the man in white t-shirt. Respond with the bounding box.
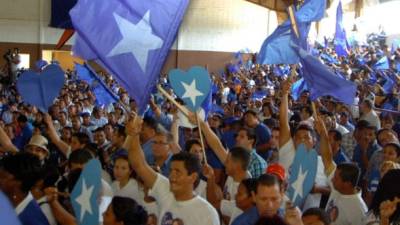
[315,116,368,225]
[125,116,220,225]
[279,80,330,209]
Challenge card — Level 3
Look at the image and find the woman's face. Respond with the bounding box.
[189,144,203,163]
[103,205,122,225]
[383,145,399,162]
[235,183,253,211]
[113,159,131,182]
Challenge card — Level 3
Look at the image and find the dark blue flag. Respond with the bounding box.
[257,0,326,65]
[334,1,349,57]
[75,63,119,106]
[50,0,78,29]
[294,44,357,105]
[291,78,308,101]
[70,0,189,113]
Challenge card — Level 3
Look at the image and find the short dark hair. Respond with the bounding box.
[72,132,90,145]
[255,174,281,193]
[17,115,28,123]
[230,147,251,171]
[184,139,201,152]
[114,125,126,138]
[239,127,257,147]
[337,163,360,187]
[68,149,94,166]
[170,152,201,177]
[302,208,331,225]
[363,99,374,109]
[301,106,313,116]
[111,197,148,225]
[329,129,342,142]
[142,116,158,131]
[94,127,105,133]
[294,124,314,136]
[0,152,42,193]
[241,178,257,196]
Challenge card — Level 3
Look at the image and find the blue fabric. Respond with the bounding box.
[333,149,350,165]
[368,168,381,193]
[255,123,271,148]
[257,0,326,65]
[18,199,50,225]
[206,148,224,169]
[353,143,380,176]
[294,45,357,105]
[14,123,33,150]
[334,1,349,57]
[222,130,237,150]
[373,57,389,70]
[231,206,260,225]
[70,0,190,113]
[142,140,154,165]
[291,78,308,101]
[0,191,21,225]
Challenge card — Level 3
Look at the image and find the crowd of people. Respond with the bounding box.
[0,36,399,225]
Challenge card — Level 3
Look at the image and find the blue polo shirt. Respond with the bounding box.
[254,123,271,149]
[231,206,260,225]
[353,142,380,177]
[333,148,350,165]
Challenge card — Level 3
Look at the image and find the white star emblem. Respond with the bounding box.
[75,179,95,221]
[291,165,308,200]
[181,80,204,106]
[107,11,164,73]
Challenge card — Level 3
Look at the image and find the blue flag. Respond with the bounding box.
[382,75,395,94]
[291,78,308,101]
[35,60,48,70]
[391,39,400,54]
[334,1,349,57]
[294,44,357,105]
[70,0,189,113]
[287,144,318,207]
[71,159,102,225]
[257,0,326,65]
[0,191,21,225]
[50,0,78,29]
[373,57,390,70]
[75,63,119,106]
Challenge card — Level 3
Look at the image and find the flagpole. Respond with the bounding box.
[196,113,208,165]
[157,85,190,116]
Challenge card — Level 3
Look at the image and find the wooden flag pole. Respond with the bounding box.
[288,5,300,38]
[157,85,190,117]
[196,113,208,165]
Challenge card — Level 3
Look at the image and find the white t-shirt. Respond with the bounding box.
[112,179,141,200]
[194,179,207,199]
[325,167,368,225]
[221,200,243,225]
[112,179,159,220]
[37,196,57,225]
[224,176,241,201]
[149,174,220,225]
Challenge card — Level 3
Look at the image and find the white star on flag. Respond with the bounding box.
[291,165,308,200]
[75,179,95,221]
[181,79,204,106]
[107,11,164,73]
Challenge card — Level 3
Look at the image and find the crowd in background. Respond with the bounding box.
[0,37,399,225]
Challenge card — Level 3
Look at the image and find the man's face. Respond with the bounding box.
[235,130,253,149]
[71,117,81,130]
[362,128,376,145]
[95,131,106,145]
[244,113,258,128]
[169,161,195,194]
[252,184,283,218]
[151,135,170,159]
[331,169,345,193]
[269,130,279,149]
[294,129,314,150]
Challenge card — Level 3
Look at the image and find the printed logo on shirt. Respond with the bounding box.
[161,212,185,225]
[326,200,339,222]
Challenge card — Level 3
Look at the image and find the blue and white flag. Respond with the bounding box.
[70,0,189,113]
[334,1,349,57]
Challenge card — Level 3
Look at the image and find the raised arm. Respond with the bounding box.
[44,113,70,157]
[189,113,228,163]
[314,115,335,175]
[0,125,18,154]
[203,164,223,209]
[169,115,182,154]
[125,115,157,189]
[279,79,292,148]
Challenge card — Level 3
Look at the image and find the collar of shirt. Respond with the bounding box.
[15,192,34,215]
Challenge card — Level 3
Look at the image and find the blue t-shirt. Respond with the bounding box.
[353,143,380,177]
[333,149,350,165]
[255,123,271,148]
[231,206,260,225]
[222,130,236,150]
[19,199,50,225]
[206,148,224,169]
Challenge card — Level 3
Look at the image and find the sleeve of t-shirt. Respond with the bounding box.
[148,173,171,205]
[279,139,296,173]
[220,200,234,217]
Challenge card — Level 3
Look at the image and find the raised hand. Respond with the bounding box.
[380,197,400,220]
[126,114,142,136]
